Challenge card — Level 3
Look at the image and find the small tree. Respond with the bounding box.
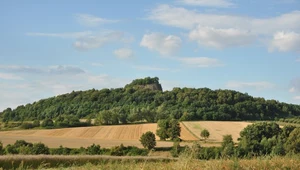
[200,129,210,143]
[168,119,181,141]
[140,131,156,150]
[221,135,234,158]
[156,119,169,140]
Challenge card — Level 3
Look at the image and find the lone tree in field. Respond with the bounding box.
[200,129,210,143]
[140,131,156,150]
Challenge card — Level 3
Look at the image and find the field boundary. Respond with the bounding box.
[0,155,178,169]
[180,122,200,140]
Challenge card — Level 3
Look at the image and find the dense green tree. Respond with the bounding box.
[200,129,210,143]
[140,131,156,150]
[221,135,234,158]
[284,127,300,154]
[238,122,281,156]
[156,119,170,140]
[168,119,181,140]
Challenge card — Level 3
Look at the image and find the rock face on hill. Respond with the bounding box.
[125,77,163,91]
[135,83,163,91]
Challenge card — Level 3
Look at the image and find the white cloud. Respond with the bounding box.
[289,87,296,93]
[189,27,255,49]
[269,32,300,52]
[148,5,300,34]
[293,96,300,100]
[26,31,92,39]
[113,48,134,59]
[140,33,182,55]
[27,31,128,50]
[0,65,85,75]
[0,73,23,80]
[179,57,223,67]
[296,58,300,62]
[75,14,118,27]
[73,31,124,50]
[226,81,275,90]
[178,0,235,8]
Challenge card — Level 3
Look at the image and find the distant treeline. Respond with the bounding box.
[1,77,300,123]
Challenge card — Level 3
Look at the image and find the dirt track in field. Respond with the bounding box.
[182,121,252,143]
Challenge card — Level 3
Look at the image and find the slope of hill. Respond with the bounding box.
[1,77,300,122]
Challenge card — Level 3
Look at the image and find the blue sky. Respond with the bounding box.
[0,0,300,111]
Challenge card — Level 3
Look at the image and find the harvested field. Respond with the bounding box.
[0,123,197,148]
[182,121,252,143]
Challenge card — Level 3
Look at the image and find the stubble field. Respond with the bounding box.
[182,121,252,142]
[0,121,251,148]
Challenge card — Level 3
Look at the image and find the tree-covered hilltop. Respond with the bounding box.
[1,77,300,123]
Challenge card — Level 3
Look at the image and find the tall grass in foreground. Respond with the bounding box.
[0,155,300,170]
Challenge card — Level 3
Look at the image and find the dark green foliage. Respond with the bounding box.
[1,77,300,123]
[280,125,296,143]
[170,138,181,157]
[4,122,22,128]
[284,127,300,154]
[126,77,160,87]
[50,145,72,155]
[86,144,101,155]
[168,119,181,140]
[200,129,210,142]
[278,116,300,124]
[32,120,40,127]
[109,144,148,156]
[198,147,221,160]
[19,122,34,129]
[221,135,235,158]
[5,144,18,154]
[238,122,282,156]
[0,141,3,155]
[140,131,156,150]
[41,118,54,128]
[54,114,88,128]
[31,143,50,154]
[156,119,170,140]
[156,119,181,141]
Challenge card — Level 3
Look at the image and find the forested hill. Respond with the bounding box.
[1,77,300,123]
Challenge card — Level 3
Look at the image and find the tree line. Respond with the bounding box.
[140,122,300,158]
[1,77,300,123]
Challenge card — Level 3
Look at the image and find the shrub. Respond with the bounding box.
[41,118,54,128]
[200,129,210,143]
[140,131,156,150]
[20,122,34,129]
[31,143,50,154]
[86,144,101,155]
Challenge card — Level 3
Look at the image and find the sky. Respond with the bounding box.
[0,0,300,111]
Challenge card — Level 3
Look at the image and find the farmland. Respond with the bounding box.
[0,121,251,148]
[182,121,252,142]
